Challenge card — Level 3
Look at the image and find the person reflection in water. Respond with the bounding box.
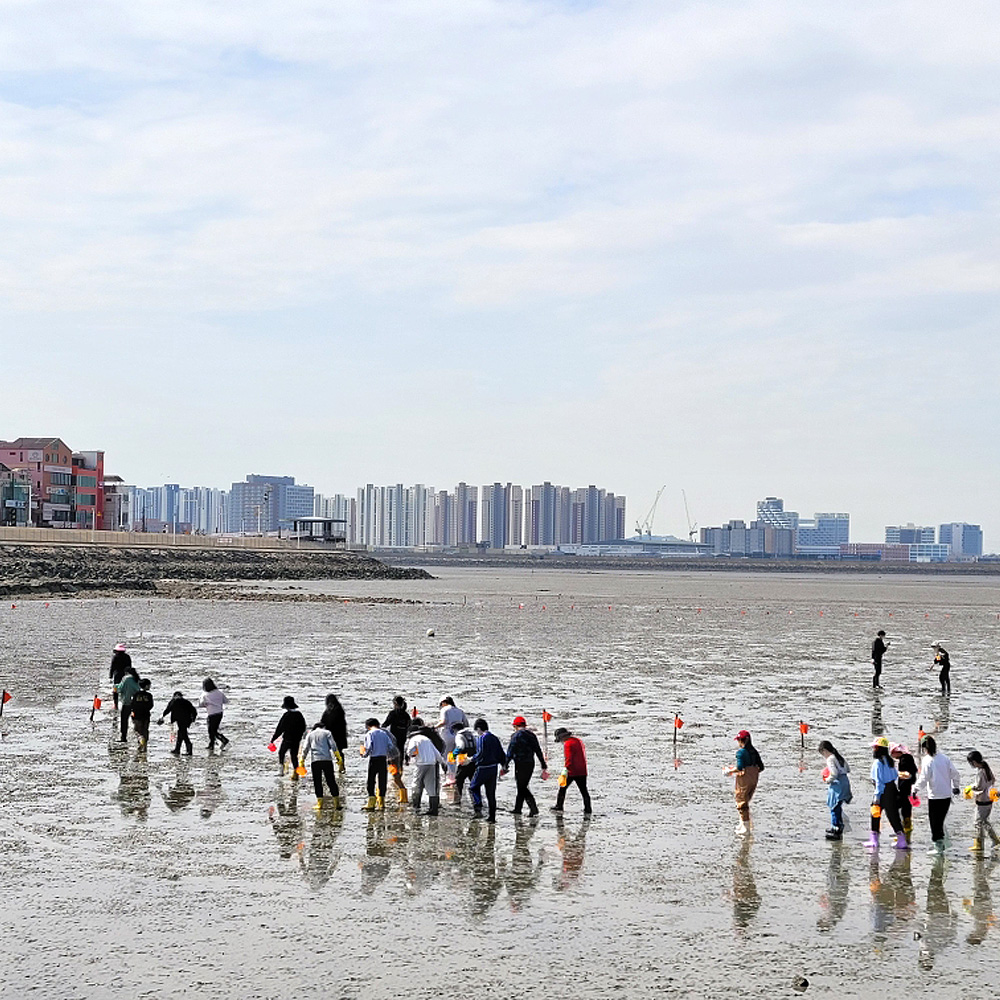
[116,749,151,820]
[553,813,589,892]
[359,810,392,896]
[918,855,957,969]
[730,838,760,933]
[197,760,225,819]
[966,852,998,945]
[269,785,303,860]
[159,763,195,813]
[504,816,544,912]
[468,821,502,917]
[817,844,849,933]
[867,851,914,944]
[299,808,343,891]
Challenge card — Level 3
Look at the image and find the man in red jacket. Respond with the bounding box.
[551,727,592,815]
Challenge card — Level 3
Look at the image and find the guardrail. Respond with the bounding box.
[0,526,344,550]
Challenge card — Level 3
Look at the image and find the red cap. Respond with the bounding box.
[734,730,750,740]
[512,716,527,728]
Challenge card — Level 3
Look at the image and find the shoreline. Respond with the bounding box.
[0,542,430,599]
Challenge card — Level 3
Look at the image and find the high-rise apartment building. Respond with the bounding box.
[229,474,314,534]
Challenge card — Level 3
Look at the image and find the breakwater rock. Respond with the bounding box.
[0,543,430,598]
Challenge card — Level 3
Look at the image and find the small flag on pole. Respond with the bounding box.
[542,710,553,722]
[1,691,11,704]
[674,716,684,729]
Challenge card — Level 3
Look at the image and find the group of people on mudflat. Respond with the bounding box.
[727,632,997,855]
[108,645,591,824]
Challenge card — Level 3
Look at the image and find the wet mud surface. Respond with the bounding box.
[2,568,1000,998]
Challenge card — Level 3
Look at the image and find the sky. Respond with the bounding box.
[1,1,998,547]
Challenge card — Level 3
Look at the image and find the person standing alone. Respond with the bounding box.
[871,631,888,689]
[200,678,230,751]
[931,644,951,696]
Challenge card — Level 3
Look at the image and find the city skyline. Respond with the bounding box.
[1,4,998,546]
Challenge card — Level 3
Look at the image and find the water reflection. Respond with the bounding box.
[503,817,544,912]
[731,838,760,933]
[965,853,998,945]
[918,856,957,969]
[870,694,884,737]
[299,807,343,890]
[269,786,304,859]
[115,748,151,820]
[360,812,392,895]
[868,851,915,946]
[817,842,849,932]
[158,760,196,813]
[197,760,225,819]
[553,814,589,891]
[931,695,950,736]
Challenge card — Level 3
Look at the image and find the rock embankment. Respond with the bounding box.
[0,543,430,598]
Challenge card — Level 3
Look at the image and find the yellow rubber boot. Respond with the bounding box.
[375,795,385,811]
[399,788,409,804]
[971,837,984,852]
[331,796,341,809]
[361,795,377,811]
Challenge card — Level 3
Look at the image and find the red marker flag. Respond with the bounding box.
[674,716,684,729]
[542,710,553,722]
[92,696,102,711]
[799,722,810,735]
[1,691,11,704]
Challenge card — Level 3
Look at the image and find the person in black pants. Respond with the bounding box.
[109,644,137,710]
[451,722,478,804]
[320,693,349,772]
[504,716,547,816]
[382,695,411,774]
[469,719,506,822]
[871,630,888,689]
[932,644,951,695]
[159,691,196,755]
[271,696,308,776]
[891,743,918,841]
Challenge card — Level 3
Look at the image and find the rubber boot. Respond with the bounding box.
[331,796,341,809]
[426,796,439,817]
[825,828,842,841]
[335,750,345,774]
[375,795,384,811]
[927,839,944,855]
[865,831,880,851]
[903,817,913,844]
[361,795,377,812]
[894,832,909,851]
[987,823,1000,846]
[971,835,984,852]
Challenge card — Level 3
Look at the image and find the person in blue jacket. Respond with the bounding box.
[469,718,506,823]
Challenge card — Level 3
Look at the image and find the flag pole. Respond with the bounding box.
[0,690,5,718]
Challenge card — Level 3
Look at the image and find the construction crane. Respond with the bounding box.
[635,485,667,538]
[682,489,698,542]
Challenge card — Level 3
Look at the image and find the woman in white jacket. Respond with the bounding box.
[914,735,961,854]
[200,677,230,751]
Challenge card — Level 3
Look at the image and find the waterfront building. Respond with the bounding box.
[755,497,799,530]
[840,543,911,562]
[907,543,951,563]
[102,475,132,531]
[0,463,32,526]
[796,513,849,557]
[886,523,935,545]
[939,522,983,558]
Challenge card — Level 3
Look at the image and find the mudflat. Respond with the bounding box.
[1,568,998,998]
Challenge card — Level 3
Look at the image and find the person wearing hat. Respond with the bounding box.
[504,716,548,817]
[931,644,951,696]
[551,727,592,816]
[871,630,888,690]
[869,737,907,851]
[270,696,307,776]
[108,643,137,710]
[435,696,469,786]
[890,743,919,842]
[725,730,763,835]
